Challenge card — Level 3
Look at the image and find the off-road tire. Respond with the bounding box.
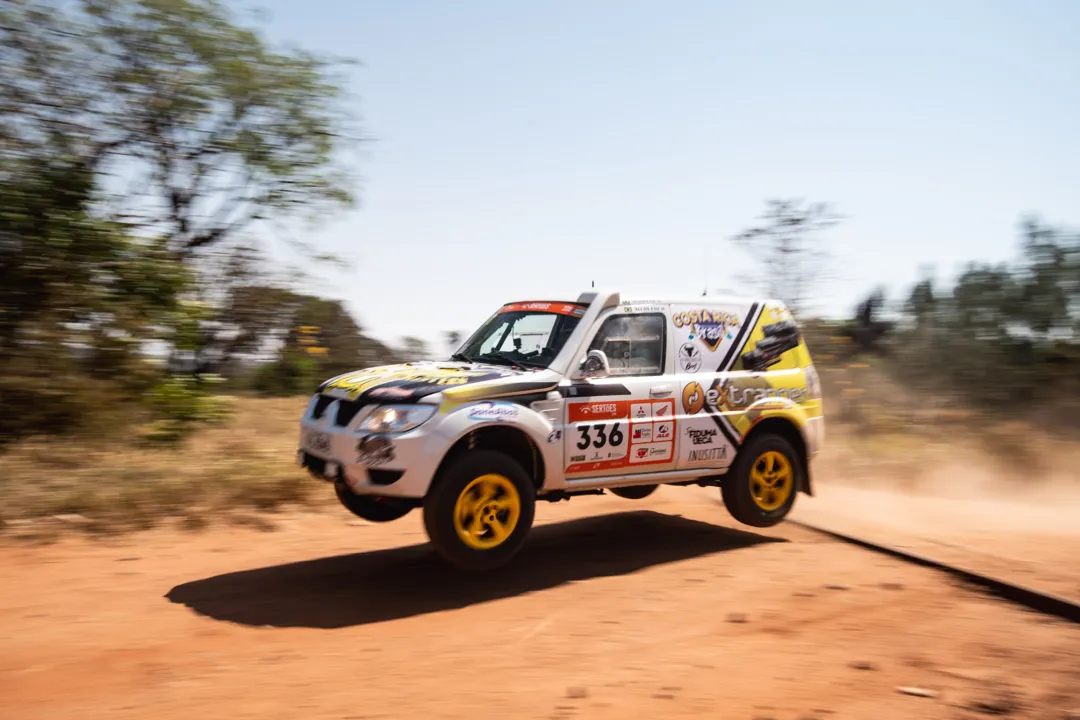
[721,433,802,528]
[334,481,413,523]
[423,450,536,572]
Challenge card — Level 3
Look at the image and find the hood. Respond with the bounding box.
[316,361,555,404]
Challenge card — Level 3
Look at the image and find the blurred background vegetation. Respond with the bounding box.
[2,0,1078,535]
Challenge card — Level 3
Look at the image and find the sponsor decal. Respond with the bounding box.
[682,381,705,414]
[677,342,703,373]
[499,301,587,316]
[686,427,717,445]
[356,435,395,465]
[547,429,562,443]
[368,386,415,399]
[466,400,519,422]
[577,402,621,418]
[726,385,806,407]
[740,320,801,372]
[654,422,672,441]
[687,447,727,464]
[321,364,517,401]
[683,380,806,414]
[304,429,331,455]
[565,399,674,473]
[672,309,741,352]
[628,442,673,464]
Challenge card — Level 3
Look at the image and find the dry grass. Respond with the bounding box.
[0,395,331,540]
[816,358,1080,497]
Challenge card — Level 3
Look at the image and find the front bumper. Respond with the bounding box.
[296,401,443,499]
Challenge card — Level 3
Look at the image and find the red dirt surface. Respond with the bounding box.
[2,486,1080,719]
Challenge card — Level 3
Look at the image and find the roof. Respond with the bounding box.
[619,294,786,308]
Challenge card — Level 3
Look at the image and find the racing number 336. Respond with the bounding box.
[576,422,625,449]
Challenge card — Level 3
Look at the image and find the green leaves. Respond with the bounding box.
[4,0,360,255]
[0,0,363,443]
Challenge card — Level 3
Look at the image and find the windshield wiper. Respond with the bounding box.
[450,352,474,363]
[477,352,546,370]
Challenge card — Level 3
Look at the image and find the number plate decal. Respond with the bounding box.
[304,429,332,456]
[565,399,675,474]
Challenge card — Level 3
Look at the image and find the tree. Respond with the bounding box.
[730,199,841,316]
[840,287,894,357]
[1,0,359,258]
[444,330,462,357]
[249,296,400,395]
[398,336,430,362]
[0,0,362,440]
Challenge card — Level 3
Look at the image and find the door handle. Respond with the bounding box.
[649,385,674,397]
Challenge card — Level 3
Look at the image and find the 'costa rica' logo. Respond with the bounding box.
[672,309,740,352]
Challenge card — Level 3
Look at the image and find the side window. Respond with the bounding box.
[588,313,666,376]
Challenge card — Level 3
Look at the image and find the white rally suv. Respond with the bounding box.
[298,290,824,571]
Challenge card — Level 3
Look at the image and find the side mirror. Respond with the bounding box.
[574,349,611,380]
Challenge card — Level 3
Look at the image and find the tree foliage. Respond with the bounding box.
[0,0,365,443]
[844,216,1080,412]
[2,0,359,256]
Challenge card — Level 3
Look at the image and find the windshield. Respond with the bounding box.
[453,301,587,369]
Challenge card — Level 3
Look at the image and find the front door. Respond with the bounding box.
[561,306,678,480]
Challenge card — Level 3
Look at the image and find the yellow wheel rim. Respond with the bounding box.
[749,450,794,512]
[453,474,521,550]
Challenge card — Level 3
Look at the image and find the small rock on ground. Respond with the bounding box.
[726,612,748,624]
[565,686,587,699]
[896,686,938,699]
[848,660,877,671]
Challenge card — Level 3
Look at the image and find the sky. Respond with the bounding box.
[253,0,1080,355]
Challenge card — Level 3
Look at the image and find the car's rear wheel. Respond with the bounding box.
[334,481,413,523]
[721,433,801,528]
[610,484,658,500]
[423,450,536,571]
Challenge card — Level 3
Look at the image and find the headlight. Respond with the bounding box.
[357,404,437,434]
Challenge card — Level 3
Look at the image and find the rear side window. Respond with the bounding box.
[588,313,666,376]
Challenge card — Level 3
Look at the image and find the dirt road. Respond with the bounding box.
[3,486,1080,719]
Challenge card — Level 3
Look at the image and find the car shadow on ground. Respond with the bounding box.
[165,510,785,629]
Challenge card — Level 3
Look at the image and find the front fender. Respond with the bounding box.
[427,399,562,486]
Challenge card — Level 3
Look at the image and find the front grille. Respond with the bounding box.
[311,395,367,427]
[311,395,334,420]
[335,400,364,427]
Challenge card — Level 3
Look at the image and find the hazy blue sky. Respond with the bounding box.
[255,0,1079,354]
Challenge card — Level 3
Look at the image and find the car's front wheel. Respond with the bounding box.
[334,481,414,523]
[423,450,536,571]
